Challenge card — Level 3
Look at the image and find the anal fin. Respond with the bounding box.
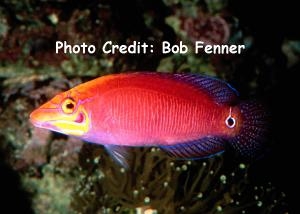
[160,136,225,159]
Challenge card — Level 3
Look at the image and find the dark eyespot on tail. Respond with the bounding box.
[230,101,269,159]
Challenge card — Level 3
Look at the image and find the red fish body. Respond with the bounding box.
[30,72,266,166]
[82,74,238,145]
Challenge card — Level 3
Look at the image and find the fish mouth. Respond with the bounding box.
[29,118,63,134]
[30,114,84,128]
[30,111,49,128]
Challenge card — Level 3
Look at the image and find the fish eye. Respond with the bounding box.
[62,98,76,114]
[225,116,236,128]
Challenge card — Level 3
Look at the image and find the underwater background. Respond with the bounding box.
[0,0,298,213]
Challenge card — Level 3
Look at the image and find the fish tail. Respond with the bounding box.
[230,100,269,159]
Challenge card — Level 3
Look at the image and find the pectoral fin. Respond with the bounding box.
[104,145,131,169]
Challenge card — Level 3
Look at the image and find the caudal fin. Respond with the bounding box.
[230,101,269,159]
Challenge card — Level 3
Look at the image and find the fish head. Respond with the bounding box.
[30,90,91,137]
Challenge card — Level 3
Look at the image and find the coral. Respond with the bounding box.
[181,13,230,45]
[71,147,288,213]
[22,164,77,214]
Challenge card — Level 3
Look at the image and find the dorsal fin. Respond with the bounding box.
[173,73,239,105]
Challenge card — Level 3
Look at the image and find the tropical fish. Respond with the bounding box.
[30,72,267,167]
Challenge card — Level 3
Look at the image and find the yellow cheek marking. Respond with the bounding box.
[55,120,85,136]
[55,107,90,136]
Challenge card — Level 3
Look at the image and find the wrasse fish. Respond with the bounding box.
[30,72,267,167]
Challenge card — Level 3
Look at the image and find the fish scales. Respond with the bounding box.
[97,76,225,145]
